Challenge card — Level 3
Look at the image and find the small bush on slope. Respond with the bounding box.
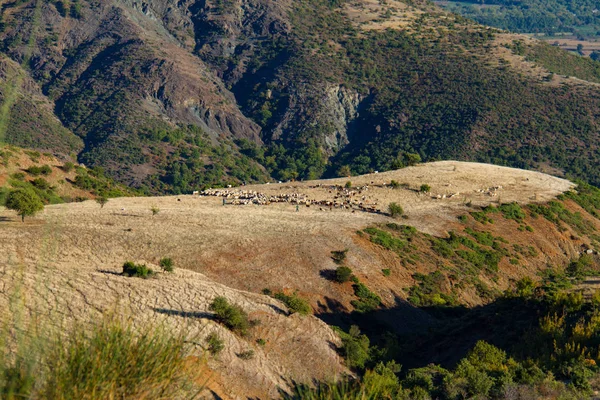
[122,261,155,278]
[159,257,174,272]
[335,266,353,283]
[209,296,251,335]
[273,291,312,315]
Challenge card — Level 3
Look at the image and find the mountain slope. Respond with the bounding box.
[2,0,600,190]
[0,56,82,153]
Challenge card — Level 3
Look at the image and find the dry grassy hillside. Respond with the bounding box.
[3,161,599,397]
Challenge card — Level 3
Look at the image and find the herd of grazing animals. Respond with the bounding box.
[199,184,383,214]
[197,181,505,214]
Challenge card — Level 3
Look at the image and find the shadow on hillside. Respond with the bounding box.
[0,216,14,222]
[97,269,122,276]
[318,269,337,282]
[153,308,214,320]
[267,304,289,316]
[316,295,542,370]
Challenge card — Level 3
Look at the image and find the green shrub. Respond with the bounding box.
[256,338,266,346]
[62,161,74,172]
[209,296,251,335]
[386,223,416,236]
[339,325,371,369]
[498,202,526,221]
[289,362,404,398]
[471,211,494,224]
[464,227,495,246]
[273,291,312,315]
[388,202,404,217]
[122,261,155,278]
[364,228,406,252]
[566,254,596,278]
[39,165,52,175]
[206,333,224,356]
[335,266,353,283]
[408,271,457,307]
[237,350,255,360]
[351,282,381,313]
[514,277,535,297]
[345,181,352,189]
[431,237,455,258]
[390,180,400,189]
[10,172,25,181]
[31,178,50,190]
[331,249,348,264]
[159,257,174,272]
[27,165,52,176]
[382,268,391,277]
[25,166,42,176]
[151,206,160,216]
[420,184,431,193]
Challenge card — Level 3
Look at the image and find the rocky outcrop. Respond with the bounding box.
[321,85,364,151]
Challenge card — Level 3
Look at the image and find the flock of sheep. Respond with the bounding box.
[199,184,382,214]
[197,182,505,214]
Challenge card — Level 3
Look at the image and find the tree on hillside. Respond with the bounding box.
[96,196,108,208]
[5,188,44,222]
[337,165,352,177]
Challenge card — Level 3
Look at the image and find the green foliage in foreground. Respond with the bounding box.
[0,318,202,399]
